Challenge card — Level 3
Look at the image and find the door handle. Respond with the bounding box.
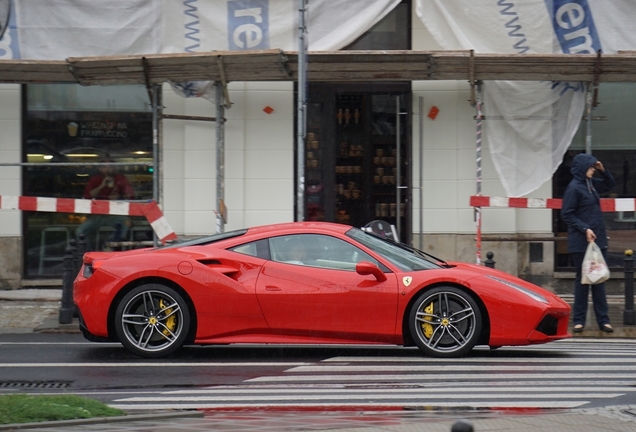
[265,285,281,291]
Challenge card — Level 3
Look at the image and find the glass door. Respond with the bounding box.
[302,83,411,243]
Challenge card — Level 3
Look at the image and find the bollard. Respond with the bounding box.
[624,249,635,325]
[58,246,75,324]
[76,234,86,272]
[451,420,474,432]
[69,238,77,271]
[484,251,496,268]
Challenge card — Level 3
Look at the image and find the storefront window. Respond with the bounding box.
[553,82,636,270]
[23,84,154,278]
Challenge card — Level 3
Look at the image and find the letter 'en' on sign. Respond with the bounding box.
[549,0,601,54]
[228,0,270,50]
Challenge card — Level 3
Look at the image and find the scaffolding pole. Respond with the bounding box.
[585,82,594,155]
[151,84,160,246]
[215,81,225,233]
[296,0,307,221]
[474,82,484,265]
[418,96,424,250]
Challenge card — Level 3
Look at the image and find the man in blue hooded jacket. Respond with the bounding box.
[561,153,615,333]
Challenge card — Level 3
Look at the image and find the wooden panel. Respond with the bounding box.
[2,50,636,85]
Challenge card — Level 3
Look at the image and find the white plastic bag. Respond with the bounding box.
[581,241,610,285]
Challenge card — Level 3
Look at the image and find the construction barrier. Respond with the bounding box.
[0,195,177,244]
[470,196,636,213]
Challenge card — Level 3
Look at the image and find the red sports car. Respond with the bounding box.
[74,221,571,358]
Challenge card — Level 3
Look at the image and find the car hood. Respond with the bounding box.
[443,261,566,303]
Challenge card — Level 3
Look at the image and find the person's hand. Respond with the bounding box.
[586,228,597,243]
[594,161,605,172]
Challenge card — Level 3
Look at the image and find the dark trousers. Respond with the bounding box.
[571,249,610,328]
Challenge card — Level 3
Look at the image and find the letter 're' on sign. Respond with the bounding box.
[228,0,270,50]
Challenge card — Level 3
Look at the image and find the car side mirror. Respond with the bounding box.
[356,261,387,282]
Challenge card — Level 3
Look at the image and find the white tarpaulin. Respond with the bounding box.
[416,0,636,197]
[0,0,400,98]
[1,0,399,58]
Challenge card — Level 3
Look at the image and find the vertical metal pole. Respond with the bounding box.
[624,249,635,325]
[396,96,401,239]
[58,246,75,324]
[585,82,593,155]
[151,84,160,246]
[418,96,424,250]
[215,81,225,233]
[296,0,307,222]
[475,83,483,265]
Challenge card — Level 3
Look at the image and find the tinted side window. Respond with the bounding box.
[269,234,379,271]
[229,239,269,259]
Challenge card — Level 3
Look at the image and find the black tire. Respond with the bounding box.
[114,284,190,358]
[408,286,482,358]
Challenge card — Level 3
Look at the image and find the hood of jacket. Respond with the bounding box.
[570,153,598,181]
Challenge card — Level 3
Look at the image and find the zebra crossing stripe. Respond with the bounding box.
[286,365,636,372]
[107,340,636,411]
[109,401,588,410]
[247,373,636,382]
[115,392,623,403]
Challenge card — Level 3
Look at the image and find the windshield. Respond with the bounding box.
[346,228,443,271]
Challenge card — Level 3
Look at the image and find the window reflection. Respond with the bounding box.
[23,84,155,278]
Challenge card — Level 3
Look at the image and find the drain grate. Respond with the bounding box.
[0,381,72,389]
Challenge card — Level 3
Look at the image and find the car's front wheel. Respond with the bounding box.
[409,286,482,358]
[115,284,190,358]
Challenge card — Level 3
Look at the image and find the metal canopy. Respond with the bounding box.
[2,50,636,85]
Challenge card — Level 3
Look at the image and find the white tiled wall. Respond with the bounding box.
[0,84,21,236]
[161,81,294,236]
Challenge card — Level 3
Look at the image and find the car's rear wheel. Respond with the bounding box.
[115,284,190,358]
[409,286,482,358]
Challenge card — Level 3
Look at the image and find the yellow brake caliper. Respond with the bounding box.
[422,302,434,339]
[159,299,177,336]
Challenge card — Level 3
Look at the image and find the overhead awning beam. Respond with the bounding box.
[3,50,636,85]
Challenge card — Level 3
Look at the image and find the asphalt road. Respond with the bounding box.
[1,334,636,412]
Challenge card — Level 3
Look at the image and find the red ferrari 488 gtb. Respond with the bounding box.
[74,222,570,358]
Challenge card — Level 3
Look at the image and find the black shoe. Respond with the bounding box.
[573,324,584,333]
[600,324,614,333]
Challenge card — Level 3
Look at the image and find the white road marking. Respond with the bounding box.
[109,401,588,410]
[0,362,308,367]
[287,364,636,372]
[158,386,636,395]
[115,392,622,402]
[323,354,636,362]
[247,373,636,382]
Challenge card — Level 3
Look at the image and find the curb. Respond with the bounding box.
[0,410,204,430]
[35,315,81,334]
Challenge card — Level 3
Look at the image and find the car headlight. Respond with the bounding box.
[487,275,548,304]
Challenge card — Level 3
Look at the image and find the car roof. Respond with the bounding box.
[244,221,352,237]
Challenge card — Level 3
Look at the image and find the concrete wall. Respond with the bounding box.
[0,84,23,289]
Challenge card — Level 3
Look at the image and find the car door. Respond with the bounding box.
[256,234,399,342]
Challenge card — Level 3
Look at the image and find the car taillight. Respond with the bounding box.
[82,264,93,278]
[82,259,105,278]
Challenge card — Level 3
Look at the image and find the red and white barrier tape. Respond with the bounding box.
[470,195,636,212]
[0,195,177,243]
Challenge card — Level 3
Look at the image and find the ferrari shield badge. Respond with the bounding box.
[402,276,412,287]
